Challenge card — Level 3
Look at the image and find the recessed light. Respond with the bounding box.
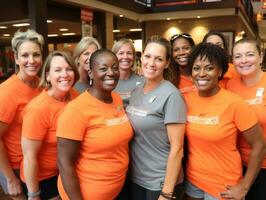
[113,30,120,33]
[197,16,201,19]
[48,34,58,37]
[59,28,69,31]
[129,28,142,32]
[3,34,10,37]
[0,26,7,29]
[62,33,76,36]
[12,23,30,27]
[166,18,171,20]
[119,15,124,17]
[47,20,53,23]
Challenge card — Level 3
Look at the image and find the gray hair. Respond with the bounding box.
[11,29,44,55]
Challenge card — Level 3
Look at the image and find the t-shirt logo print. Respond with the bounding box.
[187,115,219,125]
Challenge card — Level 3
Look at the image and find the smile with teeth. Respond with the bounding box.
[59,80,72,85]
[238,65,251,70]
[178,57,188,62]
[196,80,209,86]
[104,79,116,84]
[26,66,38,70]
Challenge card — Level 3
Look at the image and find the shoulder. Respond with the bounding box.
[226,76,242,90]
[161,81,180,95]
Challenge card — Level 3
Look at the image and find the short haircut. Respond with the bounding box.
[89,49,118,70]
[188,42,229,80]
[73,36,101,67]
[11,29,44,55]
[39,51,79,89]
[112,38,136,68]
[233,38,261,55]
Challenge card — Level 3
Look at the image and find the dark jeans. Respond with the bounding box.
[117,179,184,200]
[243,166,266,200]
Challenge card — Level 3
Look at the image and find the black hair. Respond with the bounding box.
[89,49,118,70]
[188,42,229,81]
[202,31,228,53]
[170,33,195,48]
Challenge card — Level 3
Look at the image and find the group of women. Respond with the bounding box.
[0,28,264,200]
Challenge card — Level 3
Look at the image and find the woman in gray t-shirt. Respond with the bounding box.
[112,38,143,108]
[126,36,187,200]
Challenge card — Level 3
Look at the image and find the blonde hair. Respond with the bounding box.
[11,29,44,55]
[39,51,79,89]
[73,36,101,67]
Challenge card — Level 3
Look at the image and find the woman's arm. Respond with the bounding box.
[21,137,42,200]
[220,123,265,200]
[0,121,23,196]
[159,123,185,200]
[57,137,82,200]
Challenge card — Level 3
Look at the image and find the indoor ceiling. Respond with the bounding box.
[0,19,81,40]
[0,0,265,43]
[251,0,266,41]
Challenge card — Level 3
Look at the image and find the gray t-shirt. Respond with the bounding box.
[114,74,143,107]
[74,81,90,94]
[126,80,187,191]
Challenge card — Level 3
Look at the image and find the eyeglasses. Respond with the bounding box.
[170,33,192,43]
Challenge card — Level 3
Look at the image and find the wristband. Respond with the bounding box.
[27,190,41,198]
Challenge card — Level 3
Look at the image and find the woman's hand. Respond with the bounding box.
[7,176,23,196]
[219,182,247,200]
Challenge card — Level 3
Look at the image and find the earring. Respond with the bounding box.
[46,81,51,88]
[89,78,93,86]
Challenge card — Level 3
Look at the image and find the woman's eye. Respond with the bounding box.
[21,54,28,58]
[206,67,214,71]
[234,55,240,60]
[247,53,254,57]
[99,67,107,71]
[192,66,200,71]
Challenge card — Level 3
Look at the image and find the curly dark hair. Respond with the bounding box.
[188,42,229,81]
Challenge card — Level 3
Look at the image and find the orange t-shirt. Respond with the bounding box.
[20,89,78,181]
[220,63,238,88]
[56,91,133,200]
[178,75,197,94]
[0,75,41,168]
[184,89,258,198]
[226,73,266,168]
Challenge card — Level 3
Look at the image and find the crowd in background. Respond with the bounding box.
[0,28,265,200]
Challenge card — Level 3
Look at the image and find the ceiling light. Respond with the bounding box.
[59,28,69,31]
[119,15,124,17]
[166,18,171,20]
[47,20,53,23]
[3,34,10,37]
[12,23,30,27]
[129,28,142,32]
[48,34,58,37]
[62,33,76,36]
[113,29,120,33]
[0,26,7,29]
[197,16,201,19]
